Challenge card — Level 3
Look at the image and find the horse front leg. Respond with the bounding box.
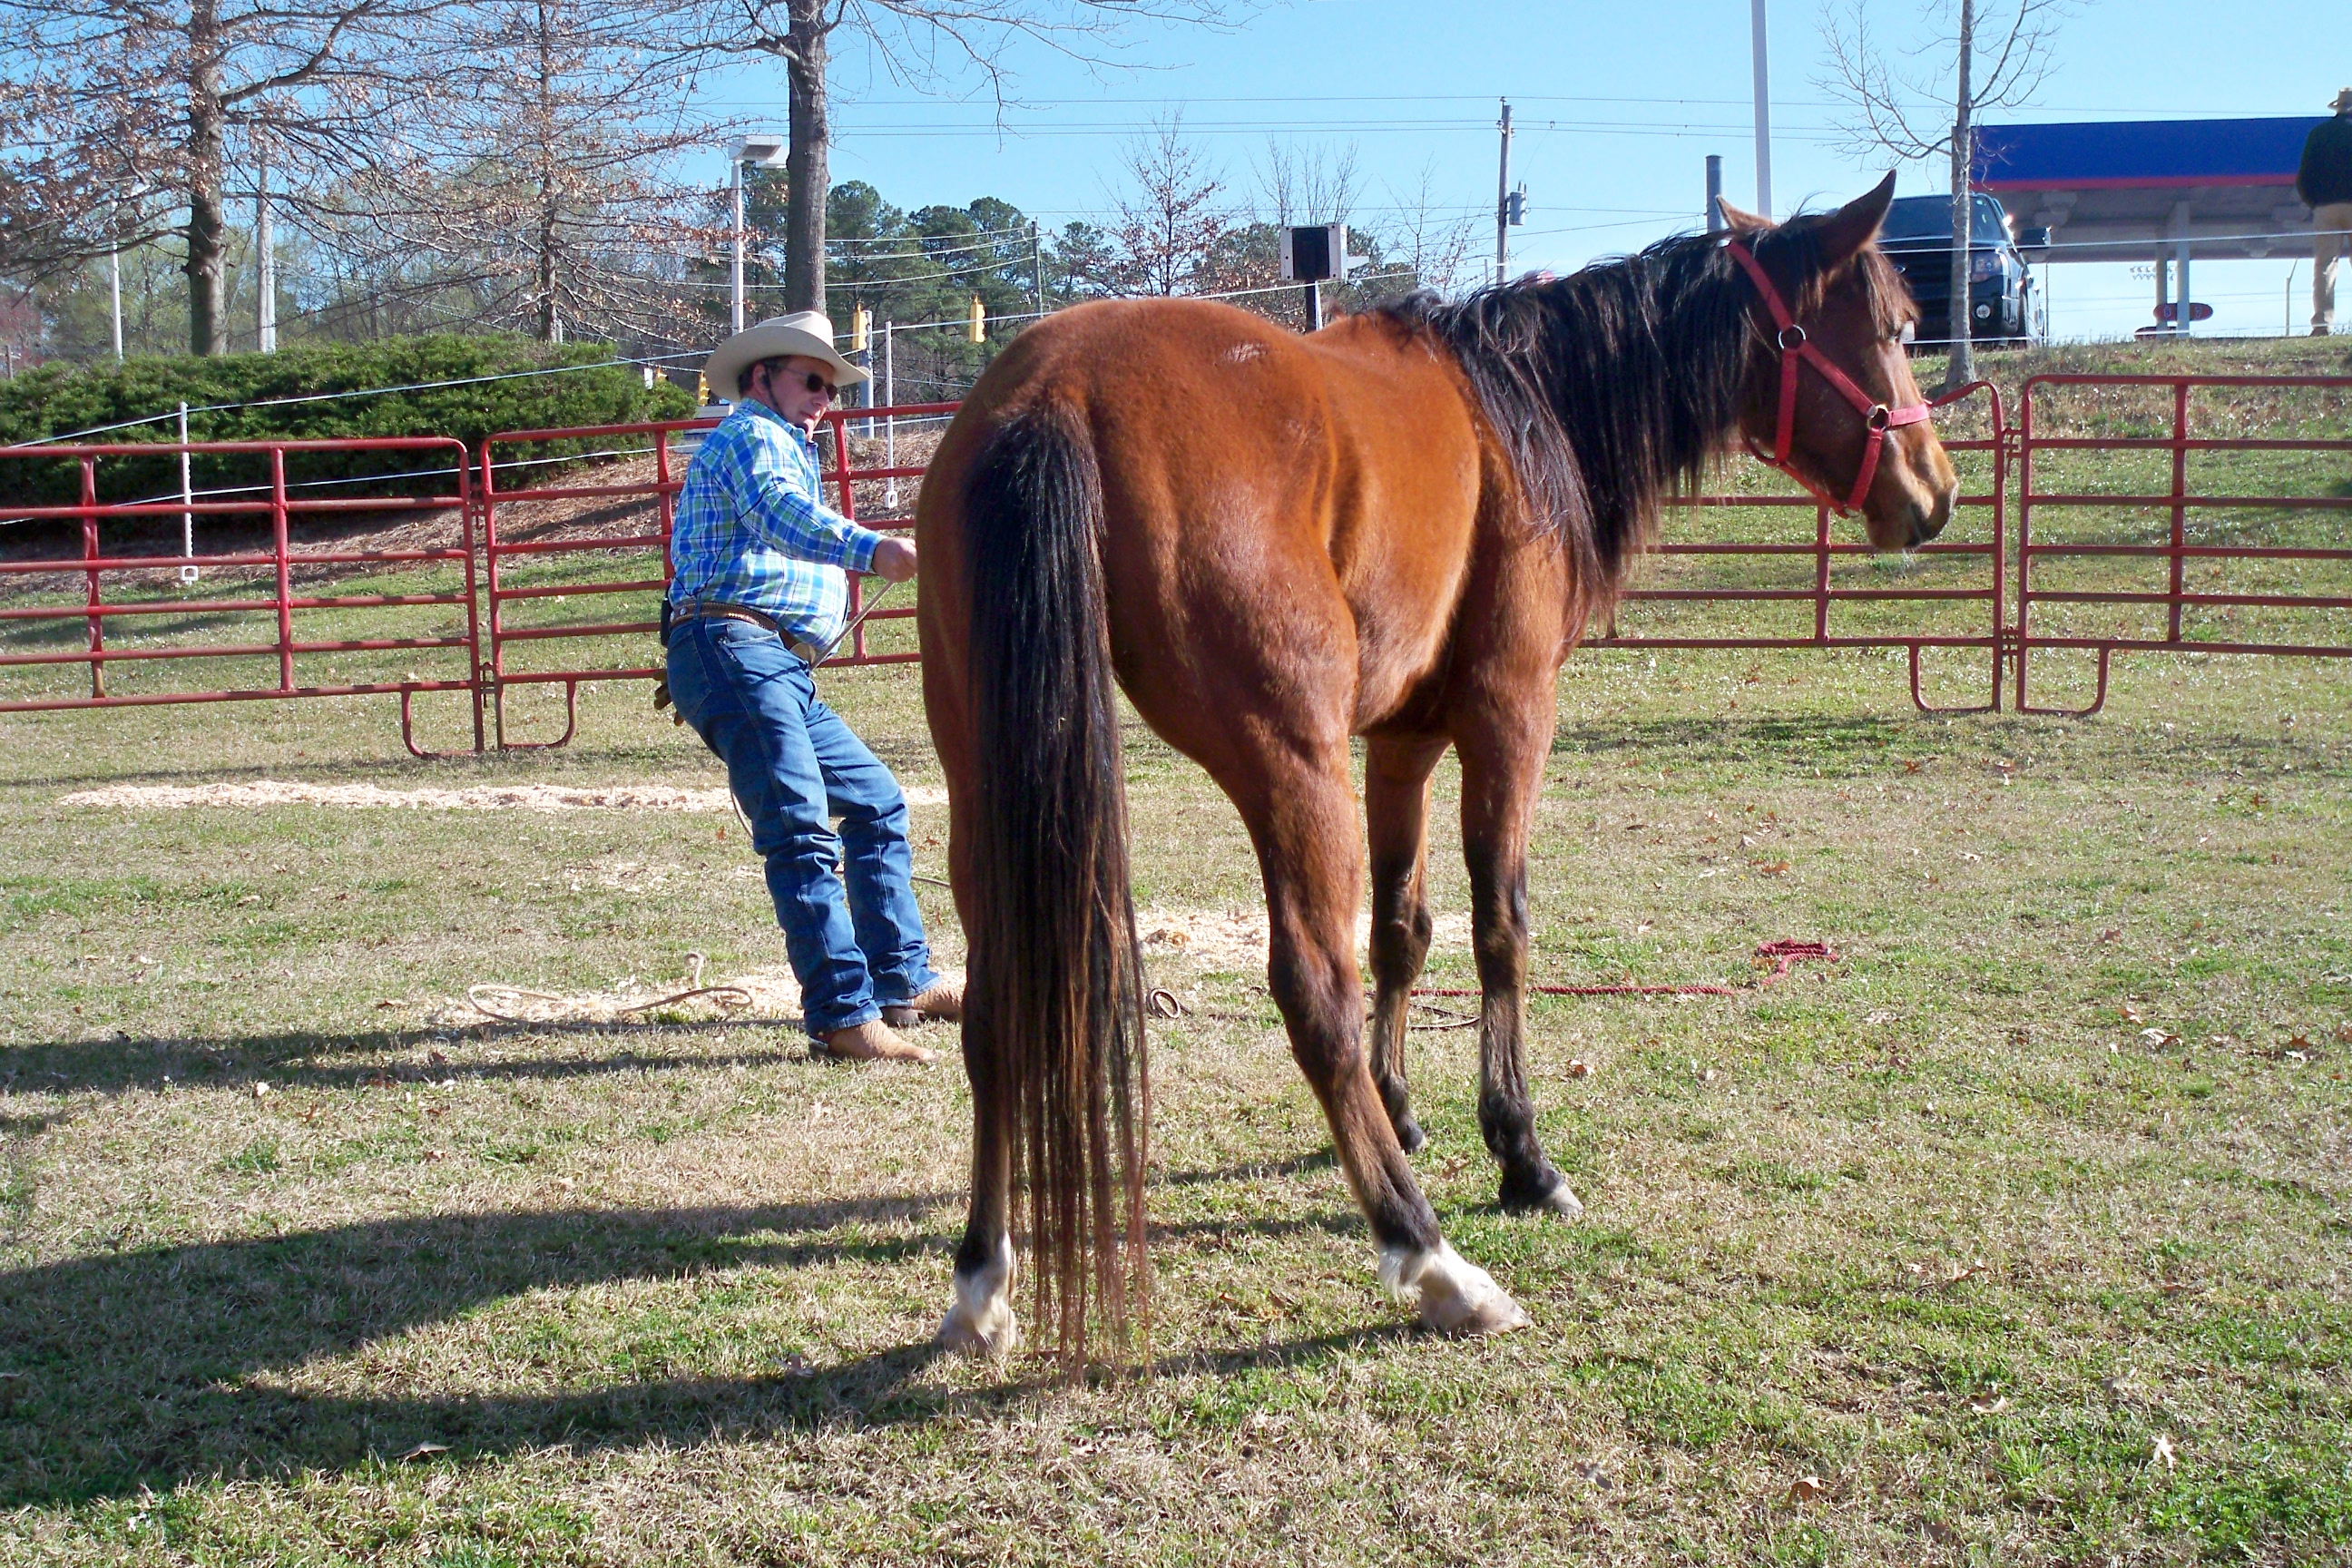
[1365,734,1448,1154]
[1457,716,1583,1220]
[1239,748,1527,1337]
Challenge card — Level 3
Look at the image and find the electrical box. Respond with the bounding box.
[1506,186,1527,226]
[1279,224,1348,283]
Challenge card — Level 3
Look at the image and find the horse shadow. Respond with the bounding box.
[0,1173,1374,1504]
[1,1022,826,1101]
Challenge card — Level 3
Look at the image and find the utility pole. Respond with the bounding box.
[109,187,124,361]
[1494,100,1514,284]
[1031,220,1045,318]
[256,153,276,353]
[1750,0,1773,218]
[730,156,747,335]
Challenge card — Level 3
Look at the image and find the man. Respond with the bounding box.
[665,310,958,1062]
[2299,89,2352,335]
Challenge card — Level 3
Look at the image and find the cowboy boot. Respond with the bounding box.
[817,1019,935,1063]
[883,980,963,1028]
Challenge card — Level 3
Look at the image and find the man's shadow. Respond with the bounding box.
[0,1180,1377,1505]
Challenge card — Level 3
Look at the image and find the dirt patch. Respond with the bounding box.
[60,780,950,812]
[1138,906,1474,974]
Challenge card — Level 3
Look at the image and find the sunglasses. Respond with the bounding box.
[763,365,836,400]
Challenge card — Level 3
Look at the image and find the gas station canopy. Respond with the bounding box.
[1972,118,2327,263]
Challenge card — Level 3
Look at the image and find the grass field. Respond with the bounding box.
[1,338,2349,1565]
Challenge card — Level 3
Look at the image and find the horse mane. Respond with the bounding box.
[1377,214,1910,623]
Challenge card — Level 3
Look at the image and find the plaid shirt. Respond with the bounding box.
[667,400,881,648]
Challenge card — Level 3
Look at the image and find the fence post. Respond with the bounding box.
[462,442,485,754]
[2168,379,2190,644]
[81,456,104,699]
[272,446,294,691]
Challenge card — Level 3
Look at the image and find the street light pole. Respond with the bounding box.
[1750,0,1774,219]
[727,135,788,338]
[731,157,746,335]
[256,154,276,353]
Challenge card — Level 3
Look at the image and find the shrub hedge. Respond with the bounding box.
[0,336,695,514]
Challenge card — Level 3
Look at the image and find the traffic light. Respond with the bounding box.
[966,294,986,344]
[850,303,870,352]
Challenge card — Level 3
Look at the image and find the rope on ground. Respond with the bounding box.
[465,952,754,1025]
[1409,938,1840,1004]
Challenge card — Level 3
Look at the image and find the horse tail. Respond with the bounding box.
[958,397,1149,1365]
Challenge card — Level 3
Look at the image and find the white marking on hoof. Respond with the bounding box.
[937,1235,1018,1357]
[1540,1182,1584,1220]
[1378,1240,1530,1336]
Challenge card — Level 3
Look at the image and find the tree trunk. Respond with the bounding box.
[782,0,828,317]
[1944,0,1975,390]
[534,0,561,341]
[184,0,228,356]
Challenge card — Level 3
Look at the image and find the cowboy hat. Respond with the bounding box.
[2336,86,2352,112]
[704,310,870,399]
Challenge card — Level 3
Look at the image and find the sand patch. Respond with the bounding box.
[1138,906,1473,975]
[61,779,949,812]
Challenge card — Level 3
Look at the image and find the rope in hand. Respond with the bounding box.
[466,952,755,1025]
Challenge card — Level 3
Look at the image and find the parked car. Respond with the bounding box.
[1877,192,2048,347]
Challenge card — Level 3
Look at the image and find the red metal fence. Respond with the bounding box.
[475,402,956,747]
[4,375,2345,750]
[0,437,480,755]
[2011,373,2352,715]
[1592,381,2007,714]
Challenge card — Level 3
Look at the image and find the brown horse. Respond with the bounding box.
[915,173,1955,1360]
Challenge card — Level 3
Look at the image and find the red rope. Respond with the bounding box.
[1410,938,1839,1000]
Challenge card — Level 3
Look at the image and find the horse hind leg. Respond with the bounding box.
[1458,715,1584,1220]
[938,1083,1019,1356]
[1240,745,1526,1336]
[1366,734,1447,1154]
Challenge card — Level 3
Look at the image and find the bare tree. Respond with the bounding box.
[1109,113,1229,297]
[0,0,455,354]
[1819,0,2073,387]
[685,0,1243,318]
[1257,138,1358,229]
[1379,161,1479,299]
[314,0,715,343]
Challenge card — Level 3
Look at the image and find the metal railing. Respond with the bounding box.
[2014,374,2352,715]
[0,437,480,755]
[5,374,2346,750]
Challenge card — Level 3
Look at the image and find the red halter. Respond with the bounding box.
[1724,239,1932,515]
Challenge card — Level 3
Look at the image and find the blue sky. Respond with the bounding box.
[691,0,2348,340]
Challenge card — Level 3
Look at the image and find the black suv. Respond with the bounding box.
[1877,193,2047,347]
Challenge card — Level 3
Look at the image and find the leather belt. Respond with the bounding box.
[668,597,823,664]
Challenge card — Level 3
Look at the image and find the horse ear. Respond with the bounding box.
[1814,172,1899,266]
[1714,197,1769,235]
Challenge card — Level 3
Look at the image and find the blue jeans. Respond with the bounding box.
[664,617,940,1037]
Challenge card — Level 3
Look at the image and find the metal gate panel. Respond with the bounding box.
[2014,373,2352,715]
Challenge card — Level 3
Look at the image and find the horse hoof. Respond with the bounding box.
[938,1304,1018,1358]
[937,1238,1018,1357]
[1499,1168,1583,1220]
[1537,1182,1584,1220]
[1380,1240,1532,1336]
[1394,1115,1426,1155]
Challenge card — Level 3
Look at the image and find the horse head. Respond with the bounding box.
[1718,173,1958,550]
